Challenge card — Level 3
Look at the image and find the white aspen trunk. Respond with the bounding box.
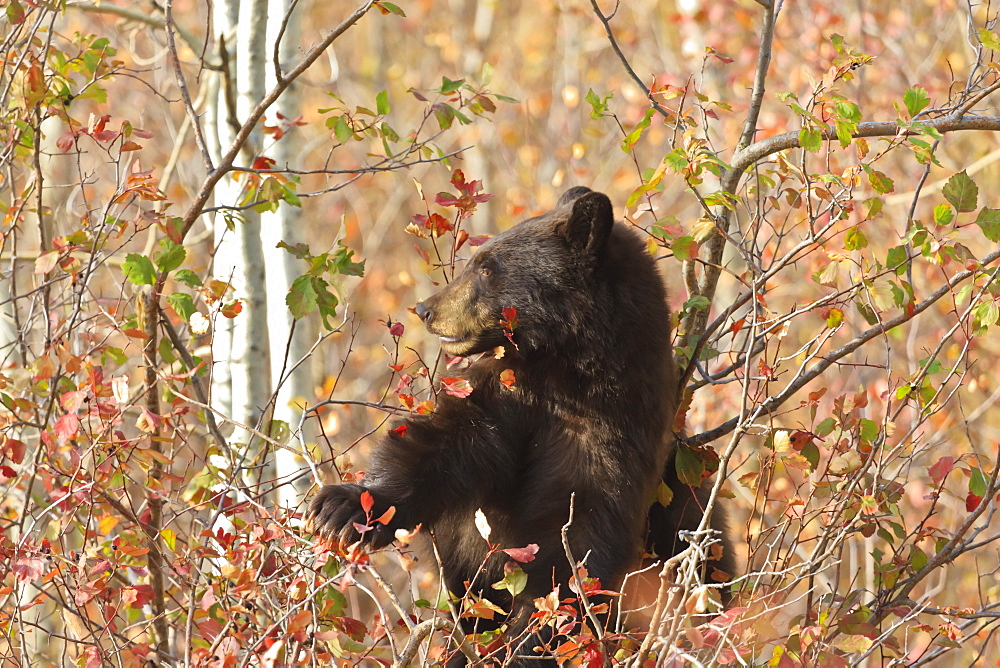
[210,0,273,440]
[261,0,313,509]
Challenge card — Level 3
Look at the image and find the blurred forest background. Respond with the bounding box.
[3,0,1000,665]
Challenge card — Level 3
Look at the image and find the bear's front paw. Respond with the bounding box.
[309,484,397,549]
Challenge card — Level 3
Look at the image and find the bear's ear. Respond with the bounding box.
[557,186,593,208]
[564,191,613,256]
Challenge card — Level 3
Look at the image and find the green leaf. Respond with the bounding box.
[801,441,821,471]
[626,181,658,208]
[282,184,301,207]
[277,240,311,259]
[376,90,390,116]
[671,236,698,262]
[816,418,837,438]
[166,293,197,321]
[621,108,656,153]
[6,1,26,25]
[969,467,989,497]
[682,295,711,313]
[834,100,861,122]
[799,125,823,152]
[287,275,319,319]
[437,76,465,94]
[942,171,978,212]
[154,239,186,273]
[886,245,908,274]
[974,207,1000,242]
[104,346,128,365]
[675,446,705,487]
[333,115,353,143]
[855,301,878,325]
[844,226,868,250]
[377,1,406,16]
[973,300,1000,331]
[585,88,613,120]
[123,254,156,285]
[859,418,879,442]
[979,28,1000,51]
[909,546,927,572]
[867,169,895,194]
[834,119,854,148]
[918,357,942,374]
[491,567,527,596]
[656,481,674,506]
[862,197,883,218]
[331,243,365,277]
[933,204,954,227]
[903,86,930,118]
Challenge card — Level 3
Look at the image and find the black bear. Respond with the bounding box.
[310,187,734,665]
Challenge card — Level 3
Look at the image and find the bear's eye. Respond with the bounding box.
[480,267,492,277]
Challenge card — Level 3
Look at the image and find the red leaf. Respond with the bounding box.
[253,156,276,170]
[966,491,983,512]
[929,456,954,486]
[1,437,26,464]
[441,377,473,398]
[500,369,517,390]
[583,643,604,668]
[56,131,76,152]
[390,424,408,437]
[12,557,45,583]
[502,544,538,563]
[54,413,79,443]
[84,647,102,668]
[425,212,452,236]
[200,587,216,611]
[120,140,143,152]
[468,235,490,247]
[360,490,375,514]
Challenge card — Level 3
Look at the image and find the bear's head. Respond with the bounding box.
[415,187,615,357]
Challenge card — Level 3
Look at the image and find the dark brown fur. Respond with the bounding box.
[310,188,734,665]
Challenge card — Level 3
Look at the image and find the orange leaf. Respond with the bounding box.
[359,490,374,514]
[375,506,396,525]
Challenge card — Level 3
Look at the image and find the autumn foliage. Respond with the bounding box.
[2,1,1000,666]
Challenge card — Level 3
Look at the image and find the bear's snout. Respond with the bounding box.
[414,301,432,322]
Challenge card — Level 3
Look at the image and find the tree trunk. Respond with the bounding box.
[261,0,313,510]
[210,0,273,444]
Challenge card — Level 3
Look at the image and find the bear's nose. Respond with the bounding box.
[415,301,432,322]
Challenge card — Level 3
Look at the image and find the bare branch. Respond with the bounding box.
[736,1,777,151]
[164,0,214,170]
[588,0,671,118]
[397,618,478,666]
[732,115,1000,174]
